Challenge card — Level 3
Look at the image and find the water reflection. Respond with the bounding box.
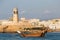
[0,32,60,40]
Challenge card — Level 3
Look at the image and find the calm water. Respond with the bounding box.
[0,32,60,40]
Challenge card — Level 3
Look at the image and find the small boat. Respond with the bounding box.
[17,27,47,37]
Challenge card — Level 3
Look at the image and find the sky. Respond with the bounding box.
[0,0,60,20]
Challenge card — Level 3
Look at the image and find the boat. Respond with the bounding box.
[17,27,47,37]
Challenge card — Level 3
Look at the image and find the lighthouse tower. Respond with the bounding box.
[13,8,19,22]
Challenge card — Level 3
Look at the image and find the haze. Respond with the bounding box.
[0,0,60,20]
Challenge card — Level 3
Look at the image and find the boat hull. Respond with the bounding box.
[20,31,46,37]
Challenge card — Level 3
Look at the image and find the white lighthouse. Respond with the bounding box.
[13,8,19,22]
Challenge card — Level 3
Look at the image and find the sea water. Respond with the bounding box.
[0,32,60,40]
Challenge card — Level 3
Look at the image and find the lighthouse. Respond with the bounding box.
[13,8,19,22]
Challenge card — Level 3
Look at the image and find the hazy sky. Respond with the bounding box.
[0,0,60,20]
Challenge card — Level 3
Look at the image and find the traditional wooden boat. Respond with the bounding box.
[17,27,47,37]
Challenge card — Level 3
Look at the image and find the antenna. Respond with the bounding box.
[21,10,25,18]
